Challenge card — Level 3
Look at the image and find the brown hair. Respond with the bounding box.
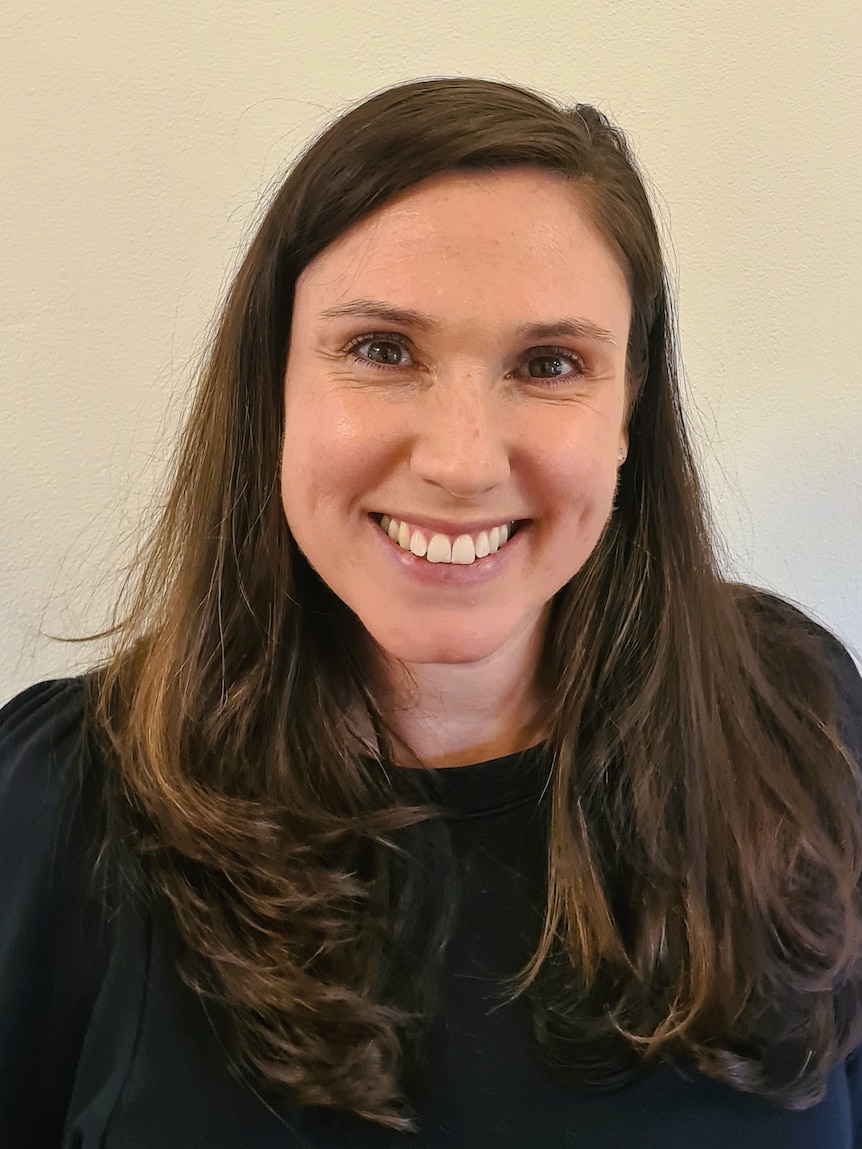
[90,78,862,1130]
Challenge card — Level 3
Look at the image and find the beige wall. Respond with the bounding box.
[2,0,860,702]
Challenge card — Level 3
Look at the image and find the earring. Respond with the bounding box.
[617,448,627,464]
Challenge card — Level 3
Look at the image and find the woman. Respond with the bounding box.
[1,77,861,1148]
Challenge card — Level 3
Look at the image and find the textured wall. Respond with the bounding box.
[2,0,860,701]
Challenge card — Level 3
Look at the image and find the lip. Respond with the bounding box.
[371,514,528,585]
[371,511,528,537]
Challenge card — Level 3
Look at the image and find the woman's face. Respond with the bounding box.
[281,168,631,669]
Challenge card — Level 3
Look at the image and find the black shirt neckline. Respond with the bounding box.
[411,742,552,818]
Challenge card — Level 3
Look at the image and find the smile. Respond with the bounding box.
[374,514,522,565]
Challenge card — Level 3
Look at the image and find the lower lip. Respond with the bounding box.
[370,516,528,586]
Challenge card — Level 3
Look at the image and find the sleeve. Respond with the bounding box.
[0,678,112,1148]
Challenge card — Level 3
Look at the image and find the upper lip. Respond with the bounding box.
[373,512,528,536]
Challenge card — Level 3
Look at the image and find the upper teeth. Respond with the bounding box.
[378,515,515,565]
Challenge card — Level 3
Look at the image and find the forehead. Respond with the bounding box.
[295,168,631,331]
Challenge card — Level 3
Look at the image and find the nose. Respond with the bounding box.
[409,372,511,499]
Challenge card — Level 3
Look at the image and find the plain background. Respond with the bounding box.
[1,0,860,704]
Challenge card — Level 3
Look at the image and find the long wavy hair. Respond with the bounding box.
[90,77,862,1130]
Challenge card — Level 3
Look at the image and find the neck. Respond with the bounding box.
[377,620,548,769]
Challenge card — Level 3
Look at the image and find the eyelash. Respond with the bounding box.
[344,332,587,385]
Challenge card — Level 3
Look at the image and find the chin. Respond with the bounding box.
[389,641,500,667]
[365,615,534,669]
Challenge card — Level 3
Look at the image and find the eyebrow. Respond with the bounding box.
[317,299,617,346]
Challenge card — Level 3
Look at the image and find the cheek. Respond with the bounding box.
[566,466,619,544]
[533,431,620,518]
[281,393,332,532]
[280,392,384,534]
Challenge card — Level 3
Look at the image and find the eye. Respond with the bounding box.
[346,332,414,370]
[518,346,587,385]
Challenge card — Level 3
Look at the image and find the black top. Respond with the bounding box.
[2,636,862,1148]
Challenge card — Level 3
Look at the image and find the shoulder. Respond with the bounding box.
[0,674,109,913]
[0,677,100,865]
[732,584,862,761]
[0,675,91,780]
[0,673,129,958]
[0,677,123,1139]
